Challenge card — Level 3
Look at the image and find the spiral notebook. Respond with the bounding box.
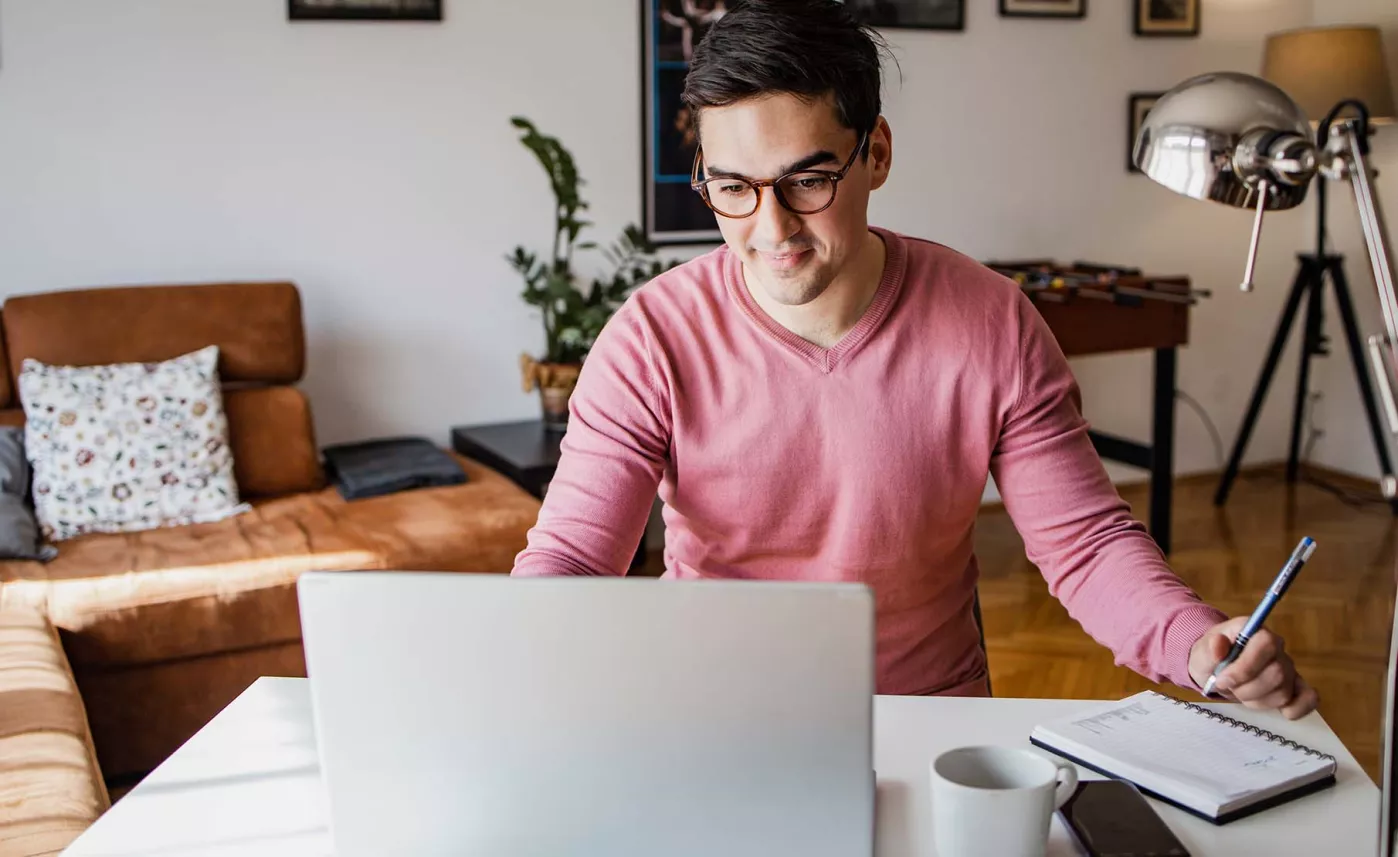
[1030,690,1337,824]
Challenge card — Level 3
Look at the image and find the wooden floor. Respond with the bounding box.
[642,464,1398,782]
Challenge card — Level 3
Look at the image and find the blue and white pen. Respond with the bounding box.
[1202,536,1317,699]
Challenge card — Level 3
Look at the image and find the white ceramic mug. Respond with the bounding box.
[930,745,1078,857]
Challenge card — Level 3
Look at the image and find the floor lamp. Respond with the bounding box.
[1135,26,1397,510]
[1129,33,1398,857]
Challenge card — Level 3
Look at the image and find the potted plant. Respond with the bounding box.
[507,117,679,431]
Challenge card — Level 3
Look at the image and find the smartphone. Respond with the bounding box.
[1059,780,1191,857]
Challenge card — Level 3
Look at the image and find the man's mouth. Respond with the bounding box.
[758,248,813,271]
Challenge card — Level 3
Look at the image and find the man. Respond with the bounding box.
[513,0,1318,720]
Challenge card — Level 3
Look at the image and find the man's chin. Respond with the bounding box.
[761,277,827,308]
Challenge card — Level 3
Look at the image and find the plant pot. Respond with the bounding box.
[539,385,573,431]
[521,354,581,433]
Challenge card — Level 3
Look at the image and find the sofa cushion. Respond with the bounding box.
[0,607,108,857]
[0,491,387,668]
[0,428,54,562]
[0,453,539,669]
[224,387,326,499]
[3,282,305,391]
[18,345,249,542]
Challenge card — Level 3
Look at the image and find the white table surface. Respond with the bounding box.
[62,677,1379,857]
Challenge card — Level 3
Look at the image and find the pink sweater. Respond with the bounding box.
[512,228,1227,696]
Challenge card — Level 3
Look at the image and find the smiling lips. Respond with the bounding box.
[759,247,813,271]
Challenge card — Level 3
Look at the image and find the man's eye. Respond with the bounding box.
[793,176,829,190]
[718,183,748,196]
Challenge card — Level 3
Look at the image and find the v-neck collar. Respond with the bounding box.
[724,227,907,374]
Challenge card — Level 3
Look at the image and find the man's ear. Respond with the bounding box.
[868,116,893,191]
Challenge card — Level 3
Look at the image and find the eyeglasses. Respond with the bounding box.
[690,132,869,219]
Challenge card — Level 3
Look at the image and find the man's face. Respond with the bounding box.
[696,93,890,307]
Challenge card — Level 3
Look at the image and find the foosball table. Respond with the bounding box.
[983,259,1211,556]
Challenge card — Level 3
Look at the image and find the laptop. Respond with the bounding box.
[296,571,876,857]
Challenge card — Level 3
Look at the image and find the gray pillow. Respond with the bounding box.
[0,426,57,562]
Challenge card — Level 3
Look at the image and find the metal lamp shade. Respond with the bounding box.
[1133,71,1314,211]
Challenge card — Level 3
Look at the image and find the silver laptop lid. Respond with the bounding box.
[298,572,876,857]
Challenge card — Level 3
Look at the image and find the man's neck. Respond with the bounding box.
[743,230,888,349]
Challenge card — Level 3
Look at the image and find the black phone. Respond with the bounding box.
[1059,780,1191,857]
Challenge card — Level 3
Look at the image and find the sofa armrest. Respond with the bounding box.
[0,606,109,857]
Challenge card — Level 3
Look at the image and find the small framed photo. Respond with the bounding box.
[999,0,1086,19]
[845,0,965,31]
[289,0,443,21]
[1128,92,1164,173]
[1134,0,1199,37]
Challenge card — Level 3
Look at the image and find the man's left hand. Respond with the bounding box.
[1188,617,1318,720]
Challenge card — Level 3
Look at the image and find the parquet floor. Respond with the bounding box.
[641,464,1398,781]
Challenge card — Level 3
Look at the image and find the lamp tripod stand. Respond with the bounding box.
[1214,169,1398,513]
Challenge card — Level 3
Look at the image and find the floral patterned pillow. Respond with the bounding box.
[18,345,250,542]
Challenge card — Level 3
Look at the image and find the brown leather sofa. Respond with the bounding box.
[0,282,541,811]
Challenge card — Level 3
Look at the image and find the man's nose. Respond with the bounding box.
[751,186,802,248]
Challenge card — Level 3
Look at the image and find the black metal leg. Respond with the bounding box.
[1217,260,1316,506]
[1328,259,1398,514]
[1287,270,1325,482]
[973,588,991,697]
[1151,348,1177,555]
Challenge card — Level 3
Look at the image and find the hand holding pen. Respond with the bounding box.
[1187,537,1321,720]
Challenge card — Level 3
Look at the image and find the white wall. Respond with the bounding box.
[0,0,1360,494]
[1303,0,1398,483]
[0,0,643,446]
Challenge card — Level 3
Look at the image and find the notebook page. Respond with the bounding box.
[1041,692,1331,803]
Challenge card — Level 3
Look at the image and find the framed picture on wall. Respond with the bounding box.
[1127,92,1164,173]
[1134,0,1199,37]
[844,0,965,31]
[641,0,725,246]
[998,0,1086,20]
[288,0,443,21]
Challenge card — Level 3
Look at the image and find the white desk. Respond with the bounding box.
[63,677,1378,856]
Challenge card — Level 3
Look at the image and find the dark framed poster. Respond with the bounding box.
[641,0,724,246]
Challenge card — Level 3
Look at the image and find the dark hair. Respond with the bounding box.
[681,0,891,140]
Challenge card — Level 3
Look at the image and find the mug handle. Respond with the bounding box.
[1049,759,1079,810]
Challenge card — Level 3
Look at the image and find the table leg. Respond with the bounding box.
[1151,348,1177,556]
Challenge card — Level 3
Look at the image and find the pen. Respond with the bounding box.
[1202,536,1317,699]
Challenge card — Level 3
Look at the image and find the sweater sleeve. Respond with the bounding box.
[510,303,670,577]
[989,291,1227,691]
